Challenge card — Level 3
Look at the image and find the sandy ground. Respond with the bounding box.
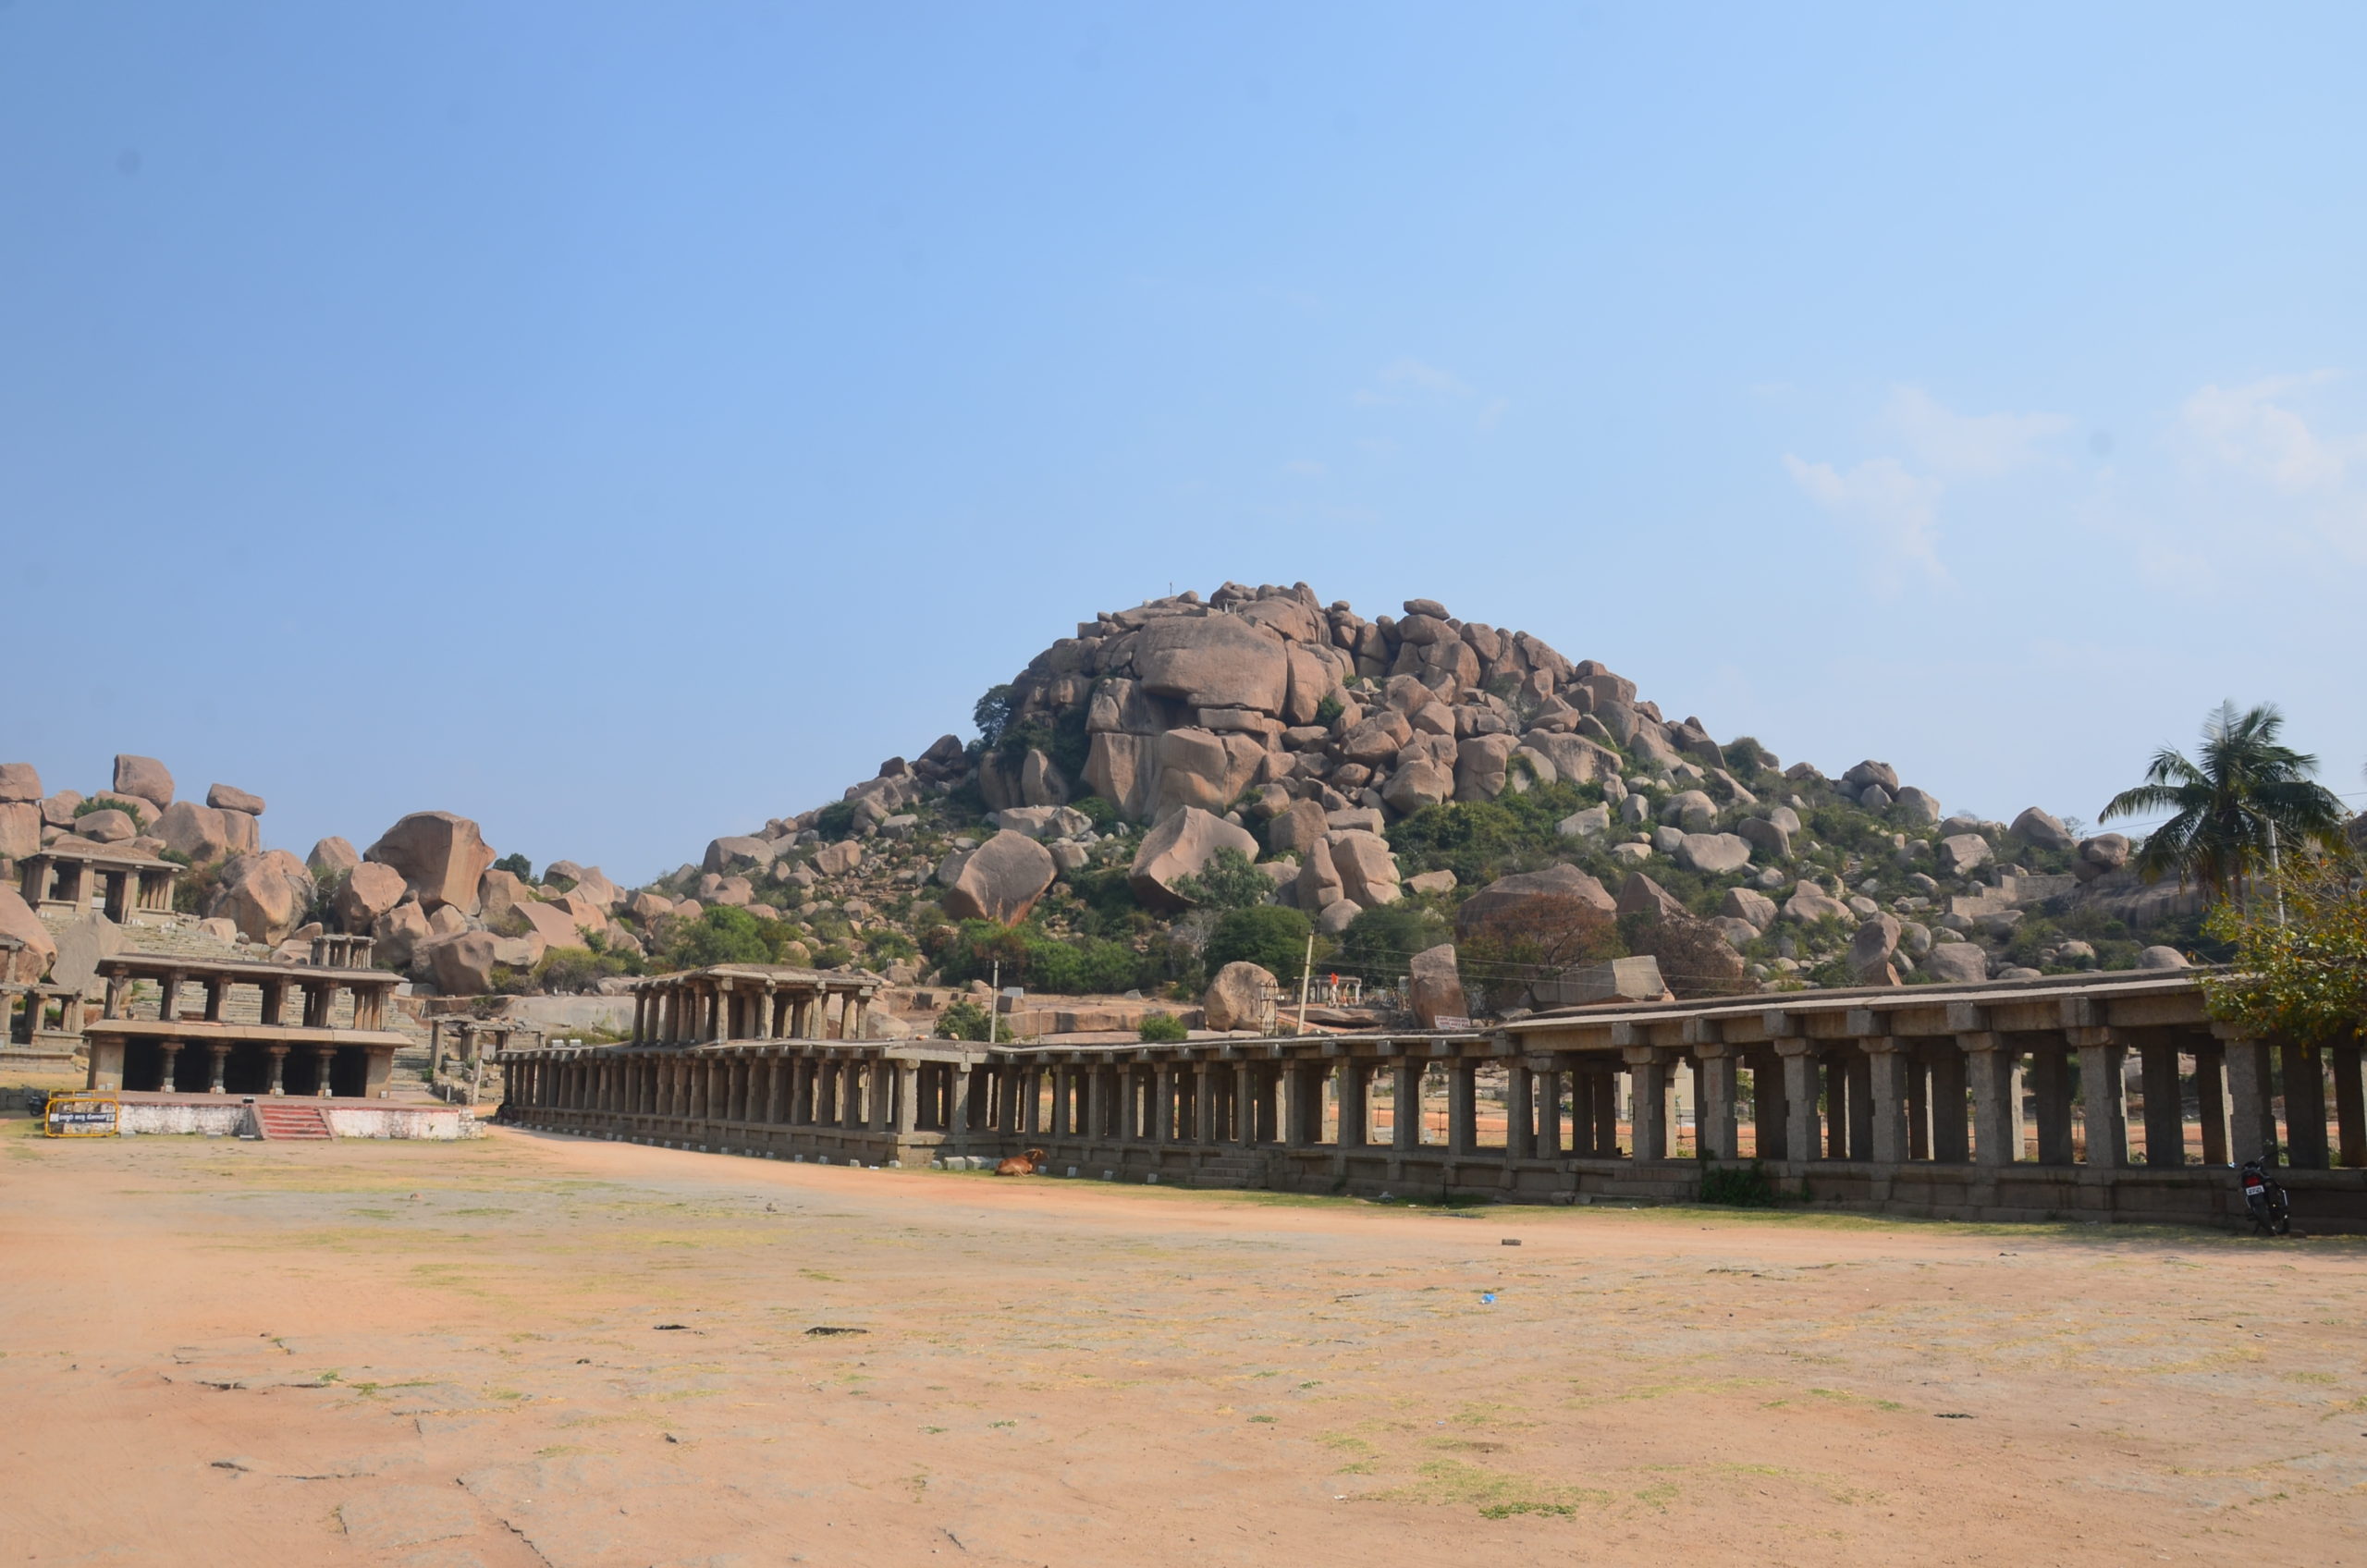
[5,1118,2365,1567]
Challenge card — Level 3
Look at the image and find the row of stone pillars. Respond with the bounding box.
[151,1040,338,1096]
[629,982,871,1046]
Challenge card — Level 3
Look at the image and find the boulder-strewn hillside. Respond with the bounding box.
[640,581,2212,1019]
[0,582,2230,1028]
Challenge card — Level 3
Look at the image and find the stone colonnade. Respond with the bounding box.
[628,968,877,1047]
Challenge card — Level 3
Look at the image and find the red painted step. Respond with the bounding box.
[252,1101,336,1141]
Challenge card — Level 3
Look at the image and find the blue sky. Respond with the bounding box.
[5,3,2362,881]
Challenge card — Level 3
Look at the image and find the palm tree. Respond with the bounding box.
[2100,701,2349,903]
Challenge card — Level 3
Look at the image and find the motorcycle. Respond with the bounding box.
[2239,1151,2291,1237]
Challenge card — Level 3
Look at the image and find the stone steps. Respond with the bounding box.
[253,1101,334,1140]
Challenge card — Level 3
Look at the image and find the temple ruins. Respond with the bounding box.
[497,966,2367,1232]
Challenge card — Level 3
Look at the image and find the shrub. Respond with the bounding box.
[537,945,632,993]
[662,905,804,970]
[493,852,533,881]
[1313,694,1345,727]
[930,919,1160,995]
[1698,1160,1778,1207]
[1206,904,1314,978]
[936,998,994,1041]
[1171,847,1272,913]
[813,800,859,840]
[1137,1011,1188,1043]
[1335,903,1451,985]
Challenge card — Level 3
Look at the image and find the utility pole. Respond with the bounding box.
[1294,934,1315,1037]
[2269,820,2287,928]
[988,960,1000,1045]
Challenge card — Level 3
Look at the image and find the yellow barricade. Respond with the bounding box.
[43,1092,120,1138]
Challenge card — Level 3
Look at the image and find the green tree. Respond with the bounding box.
[936,998,995,1041]
[2200,852,2367,1047]
[1334,903,1450,985]
[1171,847,1272,913]
[1137,1011,1188,1043]
[973,684,1016,750]
[493,852,533,881]
[665,906,775,968]
[2100,701,2349,903]
[1205,904,1314,978]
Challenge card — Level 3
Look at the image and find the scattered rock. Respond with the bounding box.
[365,812,497,915]
[1408,944,1467,1026]
[112,754,175,808]
[941,830,1059,925]
[1202,960,1279,1031]
[1404,869,1457,897]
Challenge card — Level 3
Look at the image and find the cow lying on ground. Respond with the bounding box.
[994,1147,1049,1176]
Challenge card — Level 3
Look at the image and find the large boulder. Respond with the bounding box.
[1557,804,1612,841]
[112,754,175,808]
[1382,756,1454,815]
[425,932,503,995]
[1202,960,1279,1032]
[1408,944,1468,1027]
[1267,799,1329,856]
[205,783,265,815]
[2074,833,2132,883]
[2010,807,2076,851]
[1720,887,1778,931]
[1783,879,1851,925]
[1660,790,1717,830]
[335,861,410,934]
[207,850,316,944]
[1841,760,1898,797]
[1535,955,1669,1008]
[1737,815,1792,861]
[0,763,41,803]
[1922,942,1990,984]
[1616,872,1691,924]
[1892,787,1942,826]
[941,829,1058,925]
[76,809,136,844]
[307,837,361,877]
[1133,614,1291,714]
[50,913,129,996]
[1454,864,1615,936]
[155,801,233,864]
[0,888,57,981]
[813,839,864,877]
[0,802,38,861]
[2137,945,2190,971]
[372,900,432,970]
[1519,729,1620,787]
[1294,838,1344,912]
[1937,833,1995,876]
[511,899,590,951]
[1848,914,1903,985]
[1674,832,1752,875]
[567,865,623,910]
[705,836,776,876]
[365,812,497,914]
[477,867,533,925]
[1130,807,1259,911]
[1326,830,1401,908]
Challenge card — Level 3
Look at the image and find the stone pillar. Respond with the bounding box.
[208,1043,229,1094]
[1447,1060,1477,1156]
[2281,1040,2329,1170]
[266,1045,288,1097]
[1337,1060,1367,1148]
[2333,1040,2366,1170]
[1963,1035,2022,1166]
[1625,1049,1667,1162]
[1505,1067,1533,1160]
[1905,1054,1931,1161]
[1593,1066,1620,1157]
[1771,1044,1815,1163]
[1232,1061,1255,1145]
[1845,1051,1873,1159]
[2074,1029,2128,1168]
[845,1060,869,1131]
[1865,1039,1909,1166]
[2192,1038,2230,1165]
[2028,1040,2075,1165]
[1567,1069,1596,1158]
[1536,1069,1562,1158]
[157,1040,184,1094]
[312,1047,336,1097]
[158,970,183,1024]
[2139,1032,2185,1168]
[894,1062,919,1136]
[1392,1060,1421,1151]
[1928,1043,1969,1163]
[1696,1047,1737,1162]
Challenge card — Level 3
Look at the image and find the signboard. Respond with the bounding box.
[44,1093,120,1138]
[1431,1015,1473,1031]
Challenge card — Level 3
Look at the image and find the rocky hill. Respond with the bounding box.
[0,581,2223,1033]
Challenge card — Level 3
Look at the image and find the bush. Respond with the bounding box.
[930,919,1161,995]
[537,945,633,993]
[1171,847,1272,913]
[76,796,148,829]
[813,800,859,840]
[662,905,804,970]
[493,852,533,881]
[1698,1160,1778,1207]
[1313,694,1345,728]
[1137,1011,1188,1043]
[1206,904,1314,978]
[1335,903,1451,985]
[936,998,994,1041]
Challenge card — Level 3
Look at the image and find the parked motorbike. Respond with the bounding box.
[2239,1152,2291,1237]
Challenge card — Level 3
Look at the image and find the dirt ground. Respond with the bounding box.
[5,1118,2365,1567]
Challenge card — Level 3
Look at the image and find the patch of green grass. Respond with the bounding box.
[1378,1458,1609,1519]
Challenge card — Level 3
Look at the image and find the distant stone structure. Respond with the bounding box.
[18,843,178,925]
[82,941,404,1097]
